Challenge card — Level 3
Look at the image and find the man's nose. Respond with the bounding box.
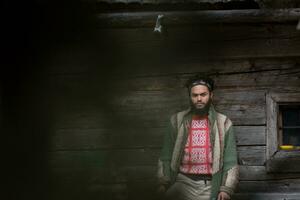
[197,96,202,101]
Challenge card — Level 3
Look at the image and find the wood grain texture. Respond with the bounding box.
[97,9,300,28]
[50,165,300,184]
[238,146,266,166]
[235,126,266,146]
[237,179,300,193]
[239,166,300,181]
[91,24,300,59]
[233,192,300,200]
[50,125,265,150]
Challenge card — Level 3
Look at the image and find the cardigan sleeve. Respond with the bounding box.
[219,123,239,196]
[157,115,176,186]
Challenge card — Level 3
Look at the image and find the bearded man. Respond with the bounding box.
[157,75,239,200]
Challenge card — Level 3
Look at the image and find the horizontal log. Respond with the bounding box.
[42,50,300,77]
[51,127,166,150]
[98,0,252,5]
[50,166,157,185]
[49,109,171,129]
[50,164,300,186]
[216,104,265,125]
[235,126,266,146]
[49,149,161,169]
[49,146,263,171]
[97,9,300,28]
[97,25,300,46]
[50,180,159,200]
[108,68,300,92]
[267,151,300,173]
[90,25,300,59]
[233,192,300,200]
[112,90,266,125]
[47,88,267,130]
[110,90,266,108]
[49,174,300,200]
[49,103,265,131]
[239,165,300,181]
[42,58,300,92]
[238,146,266,166]
[237,179,300,193]
[214,90,266,105]
[50,125,265,150]
[50,181,300,200]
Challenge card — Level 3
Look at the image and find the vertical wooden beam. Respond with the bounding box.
[266,92,278,161]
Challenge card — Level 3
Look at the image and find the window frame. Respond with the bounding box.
[278,104,300,147]
[266,92,300,172]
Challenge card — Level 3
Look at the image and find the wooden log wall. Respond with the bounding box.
[12,9,300,200]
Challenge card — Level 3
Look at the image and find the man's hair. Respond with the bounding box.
[185,74,214,93]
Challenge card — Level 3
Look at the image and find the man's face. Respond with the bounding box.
[190,85,213,111]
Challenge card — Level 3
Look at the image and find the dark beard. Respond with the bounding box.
[190,99,211,116]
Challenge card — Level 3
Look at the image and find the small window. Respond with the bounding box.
[278,104,300,150]
[266,93,300,172]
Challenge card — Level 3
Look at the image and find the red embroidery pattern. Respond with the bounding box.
[179,115,212,174]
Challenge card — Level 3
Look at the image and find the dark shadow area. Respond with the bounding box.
[96,0,260,12]
[2,1,108,200]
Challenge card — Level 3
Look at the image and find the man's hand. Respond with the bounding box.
[217,191,230,200]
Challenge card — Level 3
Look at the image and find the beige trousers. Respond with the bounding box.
[165,173,212,200]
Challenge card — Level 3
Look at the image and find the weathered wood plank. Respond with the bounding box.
[50,109,171,129]
[235,126,266,146]
[49,146,264,173]
[42,57,300,92]
[240,166,300,181]
[93,25,300,59]
[53,181,300,200]
[109,90,265,108]
[97,9,300,28]
[233,192,300,200]
[108,67,300,92]
[95,25,300,51]
[49,149,161,168]
[238,146,266,166]
[111,90,266,125]
[50,125,265,150]
[49,175,300,200]
[267,151,300,173]
[50,165,157,185]
[98,0,251,5]
[51,127,166,150]
[88,180,159,200]
[48,103,265,129]
[46,86,267,130]
[50,165,300,186]
[40,25,300,76]
[214,90,266,105]
[270,92,300,103]
[42,48,300,77]
[237,179,300,193]
[216,104,265,125]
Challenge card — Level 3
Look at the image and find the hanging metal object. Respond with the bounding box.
[154,14,164,33]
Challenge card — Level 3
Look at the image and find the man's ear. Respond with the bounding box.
[210,91,214,99]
